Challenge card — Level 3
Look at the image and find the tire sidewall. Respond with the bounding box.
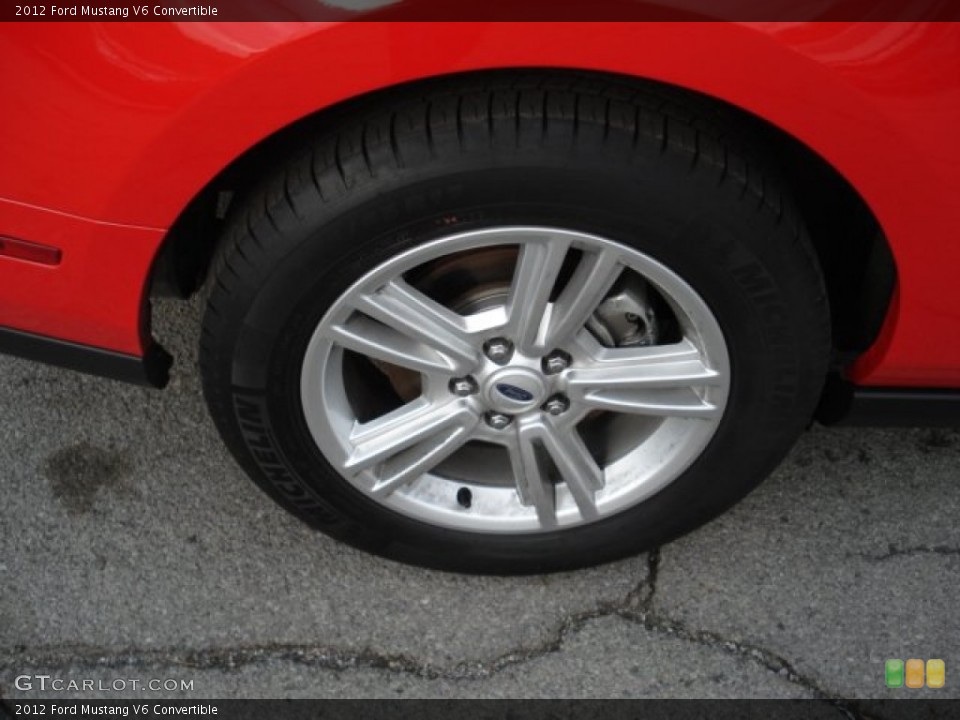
[207,156,823,573]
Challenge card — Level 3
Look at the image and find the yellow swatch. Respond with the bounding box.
[926,659,945,689]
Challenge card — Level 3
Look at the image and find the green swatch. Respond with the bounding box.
[886,659,904,688]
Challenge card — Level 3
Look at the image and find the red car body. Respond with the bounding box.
[1,20,959,395]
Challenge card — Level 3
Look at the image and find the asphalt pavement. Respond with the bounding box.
[1,297,958,706]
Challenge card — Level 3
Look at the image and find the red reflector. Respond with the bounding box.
[0,236,62,266]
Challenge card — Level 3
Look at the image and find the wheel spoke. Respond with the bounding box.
[542,247,623,349]
[507,425,557,529]
[566,338,724,418]
[504,237,571,353]
[331,279,478,375]
[538,421,603,521]
[512,417,603,523]
[326,317,451,375]
[345,398,479,496]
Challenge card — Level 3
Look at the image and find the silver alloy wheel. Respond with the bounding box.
[300,227,730,533]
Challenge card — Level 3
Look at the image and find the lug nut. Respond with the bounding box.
[543,394,570,416]
[542,350,572,375]
[449,376,478,397]
[485,411,514,430]
[483,338,514,365]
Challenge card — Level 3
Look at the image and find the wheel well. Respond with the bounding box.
[150,68,895,362]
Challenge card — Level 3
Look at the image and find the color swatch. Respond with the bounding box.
[886,658,945,689]
[927,659,946,689]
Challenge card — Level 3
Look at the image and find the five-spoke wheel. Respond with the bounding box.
[301,227,729,533]
[200,76,829,572]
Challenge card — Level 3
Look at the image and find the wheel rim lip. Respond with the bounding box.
[300,226,730,534]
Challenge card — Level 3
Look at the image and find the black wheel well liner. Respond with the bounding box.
[149,68,895,362]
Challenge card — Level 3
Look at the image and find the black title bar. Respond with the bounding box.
[4,0,959,22]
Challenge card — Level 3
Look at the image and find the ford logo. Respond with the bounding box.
[496,383,535,403]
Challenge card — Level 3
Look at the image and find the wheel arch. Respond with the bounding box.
[150,66,894,366]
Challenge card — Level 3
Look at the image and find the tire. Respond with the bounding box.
[200,73,830,574]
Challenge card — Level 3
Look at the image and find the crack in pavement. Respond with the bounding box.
[2,550,872,717]
[0,556,650,681]
[858,544,960,562]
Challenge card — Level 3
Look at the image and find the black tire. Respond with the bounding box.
[200,73,830,574]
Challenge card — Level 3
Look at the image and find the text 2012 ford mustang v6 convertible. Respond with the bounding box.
[1,18,958,572]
